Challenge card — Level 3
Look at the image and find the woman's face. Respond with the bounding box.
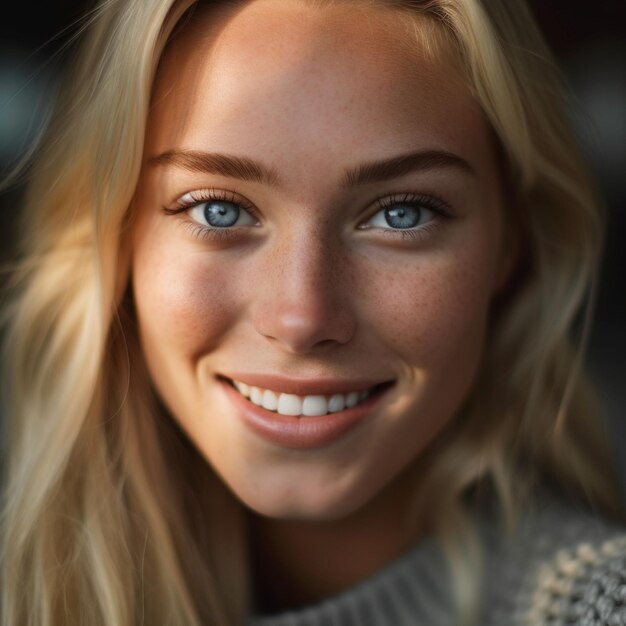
[132,0,514,520]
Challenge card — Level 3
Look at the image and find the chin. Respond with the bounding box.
[231,472,381,522]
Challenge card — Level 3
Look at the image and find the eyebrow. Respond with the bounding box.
[148,148,475,188]
[343,150,475,187]
[148,150,281,187]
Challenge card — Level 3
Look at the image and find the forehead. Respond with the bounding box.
[158,0,448,85]
[147,0,494,187]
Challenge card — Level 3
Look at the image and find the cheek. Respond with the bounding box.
[353,246,495,473]
[363,254,492,357]
[131,233,241,365]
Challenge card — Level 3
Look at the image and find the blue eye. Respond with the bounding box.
[365,202,436,230]
[188,199,257,229]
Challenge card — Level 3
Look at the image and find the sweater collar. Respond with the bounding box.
[247,533,457,626]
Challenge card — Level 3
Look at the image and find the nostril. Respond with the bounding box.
[253,306,355,354]
[315,338,342,348]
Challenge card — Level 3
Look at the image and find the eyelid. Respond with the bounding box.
[162,188,453,244]
[359,192,452,226]
[165,187,259,215]
[162,188,261,243]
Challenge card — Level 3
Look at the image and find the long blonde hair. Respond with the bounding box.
[1,1,623,624]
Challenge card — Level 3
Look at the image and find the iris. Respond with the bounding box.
[204,201,240,227]
[384,205,421,229]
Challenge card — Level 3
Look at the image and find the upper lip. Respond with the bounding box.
[218,373,395,396]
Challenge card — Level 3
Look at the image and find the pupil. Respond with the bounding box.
[204,201,239,227]
[384,205,420,229]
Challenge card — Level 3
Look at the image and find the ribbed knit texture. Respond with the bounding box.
[248,494,626,626]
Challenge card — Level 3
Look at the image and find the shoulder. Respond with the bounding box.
[479,493,626,625]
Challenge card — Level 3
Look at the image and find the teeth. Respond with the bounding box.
[232,380,376,416]
[328,394,345,413]
[302,395,327,416]
[261,389,278,411]
[345,392,359,408]
[250,387,263,405]
[277,393,302,416]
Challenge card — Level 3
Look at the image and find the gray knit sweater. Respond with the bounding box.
[248,494,626,625]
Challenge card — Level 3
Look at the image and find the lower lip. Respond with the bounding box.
[219,379,392,449]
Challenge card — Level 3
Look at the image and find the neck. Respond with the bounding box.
[248,466,424,614]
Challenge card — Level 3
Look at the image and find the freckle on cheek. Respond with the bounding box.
[376,267,486,359]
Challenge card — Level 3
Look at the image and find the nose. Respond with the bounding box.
[250,231,356,354]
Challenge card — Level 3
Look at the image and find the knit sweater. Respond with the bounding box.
[247,493,626,626]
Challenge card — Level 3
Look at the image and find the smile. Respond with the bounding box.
[226,378,393,417]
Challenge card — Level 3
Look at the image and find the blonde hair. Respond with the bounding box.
[1,0,623,624]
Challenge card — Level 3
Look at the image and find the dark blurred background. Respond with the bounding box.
[0,2,624,480]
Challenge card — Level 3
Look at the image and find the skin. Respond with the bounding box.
[131,0,517,612]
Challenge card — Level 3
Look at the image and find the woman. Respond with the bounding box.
[1,0,625,624]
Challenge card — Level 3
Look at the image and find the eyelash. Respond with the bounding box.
[361,193,451,241]
[163,188,452,243]
[163,189,260,242]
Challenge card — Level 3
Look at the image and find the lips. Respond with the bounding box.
[218,375,395,449]
[218,372,393,397]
